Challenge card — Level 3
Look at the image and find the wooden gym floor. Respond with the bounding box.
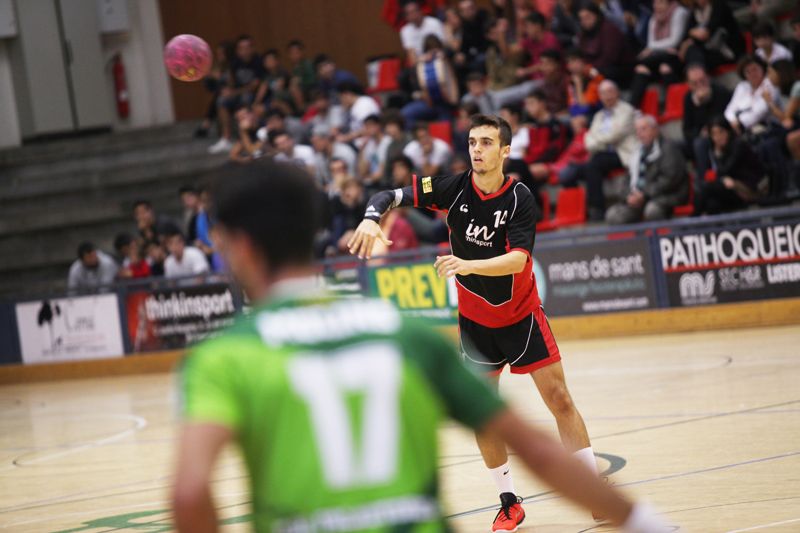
[0,324,799,532]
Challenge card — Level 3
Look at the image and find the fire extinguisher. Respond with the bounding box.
[112,54,130,119]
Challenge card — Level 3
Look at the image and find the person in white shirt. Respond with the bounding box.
[270,129,317,176]
[399,1,445,65]
[629,0,690,107]
[67,242,119,290]
[357,114,393,186]
[724,55,781,135]
[753,21,794,65]
[402,123,452,175]
[337,82,381,143]
[164,230,209,278]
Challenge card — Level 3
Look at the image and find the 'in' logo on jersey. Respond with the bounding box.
[422,177,432,194]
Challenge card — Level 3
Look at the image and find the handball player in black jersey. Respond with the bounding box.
[348,114,600,532]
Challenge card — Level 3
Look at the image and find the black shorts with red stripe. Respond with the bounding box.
[459,306,561,376]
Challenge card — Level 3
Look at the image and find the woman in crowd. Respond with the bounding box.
[724,55,780,138]
[629,0,690,106]
[694,116,764,215]
[679,0,744,71]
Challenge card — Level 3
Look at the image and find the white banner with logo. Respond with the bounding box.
[16,294,124,364]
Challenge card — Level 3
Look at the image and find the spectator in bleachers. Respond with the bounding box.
[287,40,317,109]
[311,123,358,188]
[753,21,794,65]
[68,242,118,290]
[724,55,780,137]
[499,103,534,193]
[270,129,316,176]
[145,241,167,277]
[734,0,796,31]
[766,59,796,111]
[577,2,635,87]
[783,75,800,164]
[357,114,392,189]
[329,178,368,255]
[400,1,445,66]
[314,54,360,102]
[118,240,151,280]
[538,113,591,186]
[208,35,264,154]
[679,0,744,72]
[337,82,381,143]
[523,89,570,180]
[178,186,200,243]
[229,108,265,163]
[454,0,491,74]
[196,41,233,139]
[380,113,412,183]
[565,47,604,117]
[628,0,690,107]
[442,7,463,55]
[306,90,346,137]
[451,102,480,155]
[164,228,210,278]
[683,63,733,181]
[789,15,800,72]
[461,71,538,115]
[517,12,562,81]
[254,49,294,116]
[606,115,688,224]
[538,48,569,114]
[403,122,453,175]
[401,35,459,129]
[485,18,525,91]
[694,116,764,214]
[562,79,637,220]
[257,108,306,145]
[193,187,223,272]
[551,0,581,49]
[133,200,177,245]
[113,232,133,265]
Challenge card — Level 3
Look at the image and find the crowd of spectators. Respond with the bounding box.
[70,0,800,289]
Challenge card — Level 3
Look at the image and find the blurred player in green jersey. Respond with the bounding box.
[171,160,670,533]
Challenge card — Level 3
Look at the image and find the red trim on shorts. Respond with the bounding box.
[510,353,561,374]
[412,174,419,206]
[486,365,505,376]
[472,175,513,201]
[534,306,560,360]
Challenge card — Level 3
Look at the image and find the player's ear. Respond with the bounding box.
[501,144,511,160]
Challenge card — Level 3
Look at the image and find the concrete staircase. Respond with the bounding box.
[0,122,228,298]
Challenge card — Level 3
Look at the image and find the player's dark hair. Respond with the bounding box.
[525,12,546,27]
[210,160,320,271]
[336,80,364,95]
[132,199,152,211]
[469,114,512,147]
[77,241,95,259]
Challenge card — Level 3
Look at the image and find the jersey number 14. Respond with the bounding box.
[288,343,401,489]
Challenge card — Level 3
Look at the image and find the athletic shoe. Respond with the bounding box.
[208,138,233,154]
[491,492,525,532]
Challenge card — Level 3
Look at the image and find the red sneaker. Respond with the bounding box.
[492,492,525,532]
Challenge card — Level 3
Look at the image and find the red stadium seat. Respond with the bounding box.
[640,87,660,118]
[672,172,695,217]
[705,169,716,182]
[744,31,753,55]
[659,83,690,124]
[538,189,552,222]
[428,121,452,145]
[537,187,586,231]
[366,57,402,95]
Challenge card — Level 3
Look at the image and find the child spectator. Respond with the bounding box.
[566,48,604,117]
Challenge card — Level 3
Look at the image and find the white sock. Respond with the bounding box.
[488,461,515,495]
[574,447,599,475]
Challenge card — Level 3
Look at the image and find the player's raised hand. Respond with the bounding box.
[434,255,473,278]
[347,219,393,259]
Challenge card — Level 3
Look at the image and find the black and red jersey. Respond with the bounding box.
[366,170,541,328]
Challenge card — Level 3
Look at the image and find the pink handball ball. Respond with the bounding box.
[164,34,212,82]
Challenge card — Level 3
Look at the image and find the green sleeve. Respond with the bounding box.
[180,338,244,429]
[404,322,506,430]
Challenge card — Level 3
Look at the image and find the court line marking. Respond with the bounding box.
[726,517,800,532]
[0,414,147,471]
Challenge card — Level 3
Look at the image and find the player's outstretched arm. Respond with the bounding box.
[347,219,394,259]
[484,409,674,532]
[172,423,233,533]
[434,250,528,278]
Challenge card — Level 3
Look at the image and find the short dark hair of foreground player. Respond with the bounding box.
[172,159,670,533]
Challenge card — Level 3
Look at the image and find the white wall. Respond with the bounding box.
[100,0,174,130]
[0,41,21,148]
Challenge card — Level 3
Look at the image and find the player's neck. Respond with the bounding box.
[472,169,506,195]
